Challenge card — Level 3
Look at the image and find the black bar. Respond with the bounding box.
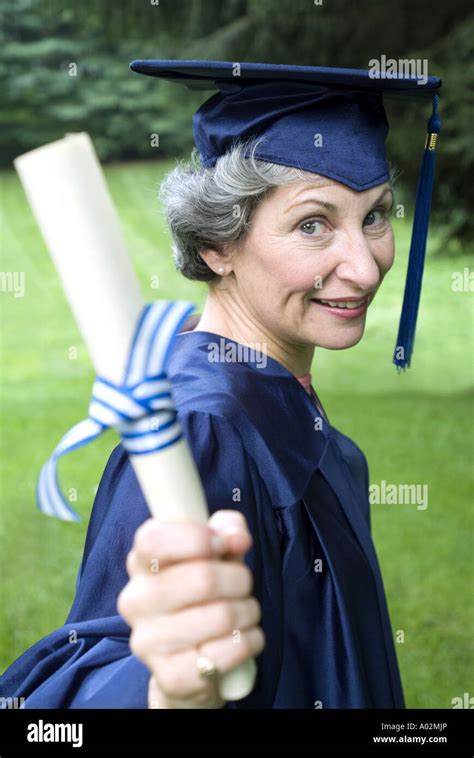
[0,708,472,755]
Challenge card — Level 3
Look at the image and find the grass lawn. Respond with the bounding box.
[0,160,473,708]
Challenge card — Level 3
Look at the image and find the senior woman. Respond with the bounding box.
[0,61,442,709]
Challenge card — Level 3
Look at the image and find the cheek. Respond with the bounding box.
[243,235,326,295]
[372,229,395,275]
[239,237,315,302]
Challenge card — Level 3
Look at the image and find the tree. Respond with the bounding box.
[1,0,472,248]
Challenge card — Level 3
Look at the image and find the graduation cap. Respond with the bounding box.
[129,60,442,370]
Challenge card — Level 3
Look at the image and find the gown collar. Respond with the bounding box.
[171,329,376,574]
[170,330,402,706]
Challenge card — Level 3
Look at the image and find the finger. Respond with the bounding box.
[127,597,262,655]
[118,559,253,618]
[142,627,265,702]
[130,519,228,576]
[208,510,252,557]
[147,674,224,710]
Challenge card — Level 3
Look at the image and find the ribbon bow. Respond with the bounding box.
[37,300,195,521]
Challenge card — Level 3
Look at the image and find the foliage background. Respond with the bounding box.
[1,0,473,249]
[0,0,473,709]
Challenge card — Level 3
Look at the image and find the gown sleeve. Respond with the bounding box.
[0,411,263,709]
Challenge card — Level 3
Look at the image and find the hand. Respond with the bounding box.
[117,510,265,709]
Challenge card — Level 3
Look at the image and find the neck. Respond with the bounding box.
[194,286,314,377]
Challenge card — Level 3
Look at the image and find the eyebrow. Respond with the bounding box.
[284,187,394,215]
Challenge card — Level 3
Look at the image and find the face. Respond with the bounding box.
[225,177,395,352]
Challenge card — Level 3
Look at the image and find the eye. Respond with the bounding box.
[363,207,390,228]
[299,219,325,236]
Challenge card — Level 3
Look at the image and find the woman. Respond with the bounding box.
[0,60,442,709]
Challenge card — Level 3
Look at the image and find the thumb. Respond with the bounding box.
[208,509,252,558]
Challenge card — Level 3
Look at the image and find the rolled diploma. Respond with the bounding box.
[14,132,256,702]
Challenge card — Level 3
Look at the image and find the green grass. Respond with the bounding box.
[1,161,473,708]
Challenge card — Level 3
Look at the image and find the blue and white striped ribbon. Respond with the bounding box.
[37,300,195,522]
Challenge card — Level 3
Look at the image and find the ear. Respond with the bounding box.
[199,248,234,277]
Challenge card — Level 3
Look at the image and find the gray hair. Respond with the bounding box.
[159,140,322,281]
[159,140,395,282]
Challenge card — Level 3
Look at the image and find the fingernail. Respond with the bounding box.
[221,525,242,538]
[210,533,226,553]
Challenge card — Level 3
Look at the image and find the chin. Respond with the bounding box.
[311,323,366,350]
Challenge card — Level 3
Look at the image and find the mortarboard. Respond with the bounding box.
[129,60,442,370]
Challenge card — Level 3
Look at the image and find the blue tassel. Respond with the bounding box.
[393,94,441,371]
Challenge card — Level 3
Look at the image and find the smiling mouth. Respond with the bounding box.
[309,294,373,318]
[316,298,367,310]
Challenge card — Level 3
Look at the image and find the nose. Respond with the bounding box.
[334,231,381,292]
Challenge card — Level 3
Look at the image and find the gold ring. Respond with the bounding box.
[196,652,219,680]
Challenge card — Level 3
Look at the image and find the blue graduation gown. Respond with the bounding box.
[0,330,404,709]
